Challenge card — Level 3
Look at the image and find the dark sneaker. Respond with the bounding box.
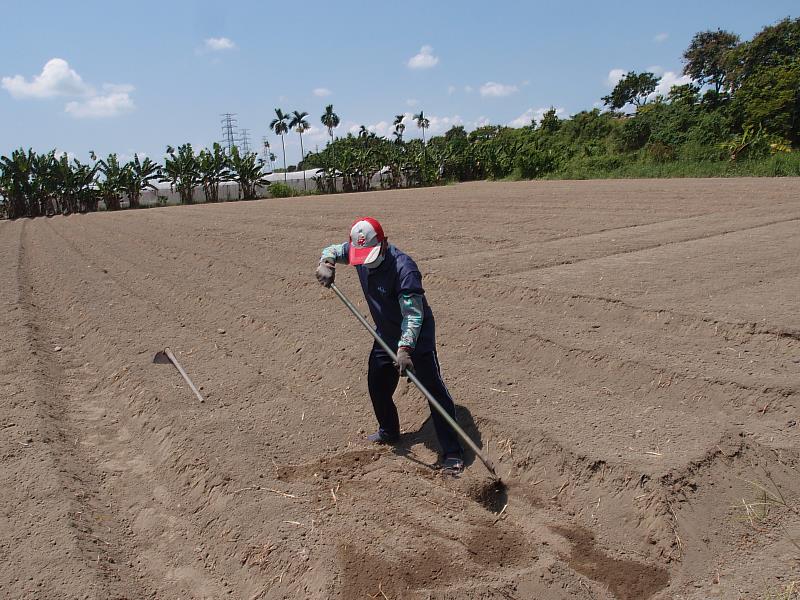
[442,454,464,476]
[366,430,399,444]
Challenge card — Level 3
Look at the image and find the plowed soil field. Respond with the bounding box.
[2,178,799,599]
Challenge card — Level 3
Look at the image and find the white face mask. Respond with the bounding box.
[365,252,385,269]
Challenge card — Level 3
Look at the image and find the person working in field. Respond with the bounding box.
[315,217,464,475]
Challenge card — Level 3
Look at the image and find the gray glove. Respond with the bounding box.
[395,347,414,376]
[316,261,335,287]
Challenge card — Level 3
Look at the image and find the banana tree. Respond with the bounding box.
[30,151,60,216]
[337,147,357,193]
[197,143,230,203]
[126,154,161,208]
[0,149,35,218]
[269,108,290,183]
[290,110,311,191]
[92,153,129,210]
[161,144,201,204]
[55,154,98,214]
[229,146,267,200]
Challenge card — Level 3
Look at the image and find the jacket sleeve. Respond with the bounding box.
[320,242,350,265]
[398,292,424,350]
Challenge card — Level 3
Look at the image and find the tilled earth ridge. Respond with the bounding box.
[1,178,799,599]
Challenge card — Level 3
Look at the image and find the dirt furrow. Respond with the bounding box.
[4,178,799,599]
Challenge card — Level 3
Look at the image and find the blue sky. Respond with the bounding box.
[1,1,796,165]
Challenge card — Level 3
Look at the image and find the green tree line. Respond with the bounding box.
[2,18,798,219]
[303,18,799,186]
[0,143,267,219]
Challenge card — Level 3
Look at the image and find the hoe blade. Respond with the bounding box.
[153,350,172,365]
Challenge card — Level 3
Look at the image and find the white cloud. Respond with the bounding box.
[407,45,439,69]
[653,70,693,97]
[427,114,463,134]
[102,83,134,94]
[464,85,474,93]
[351,112,464,138]
[369,121,392,137]
[2,58,136,119]
[2,58,92,99]
[313,87,331,97]
[118,150,150,163]
[604,66,693,105]
[406,98,418,107]
[204,37,235,51]
[479,82,518,98]
[302,125,330,144]
[348,121,394,137]
[54,149,76,162]
[447,85,456,95]
[509,106,566,128]
[607,68,626,87]
[65,88,135,119]
[654,32,669,43]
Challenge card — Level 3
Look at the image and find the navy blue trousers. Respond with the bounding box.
[368,343,462,457]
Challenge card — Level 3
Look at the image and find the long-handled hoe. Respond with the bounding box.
[330,283,501,482]
[153,347,206,404]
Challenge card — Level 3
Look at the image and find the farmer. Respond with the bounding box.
[315,217,464,474]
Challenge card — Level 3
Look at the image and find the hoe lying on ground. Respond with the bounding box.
[153,347,206,404]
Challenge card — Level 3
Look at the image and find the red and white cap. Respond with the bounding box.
[348,217,385,266]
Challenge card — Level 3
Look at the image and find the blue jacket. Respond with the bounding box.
[321,242,436,354]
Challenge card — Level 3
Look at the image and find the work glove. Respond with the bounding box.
[395,346,414,377]
[316,261,335,287]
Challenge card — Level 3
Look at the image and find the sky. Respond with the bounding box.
[1,0,796,165]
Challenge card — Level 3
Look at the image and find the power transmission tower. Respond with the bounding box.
[220,113,238,153]
[239,128,252,155]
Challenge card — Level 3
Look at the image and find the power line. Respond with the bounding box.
[220,113,238,153]
[239,128,252,155]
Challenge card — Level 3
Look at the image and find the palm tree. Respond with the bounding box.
[262,138,272,172]
[289,110,311,191]
[320,105,340,190]
[320,105,340,146]
[269,108,290,183]
[413,111,430,145]
[393,114,406,137]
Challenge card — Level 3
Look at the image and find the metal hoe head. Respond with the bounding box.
[153,350,172,365]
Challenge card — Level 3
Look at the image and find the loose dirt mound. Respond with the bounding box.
[1,178,799,599]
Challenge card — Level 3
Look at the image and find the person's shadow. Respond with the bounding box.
[392,404,484,469]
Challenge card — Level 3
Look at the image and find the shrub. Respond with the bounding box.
[614,118,652,152]
[269,182,296,198]
[646,141,676,163]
